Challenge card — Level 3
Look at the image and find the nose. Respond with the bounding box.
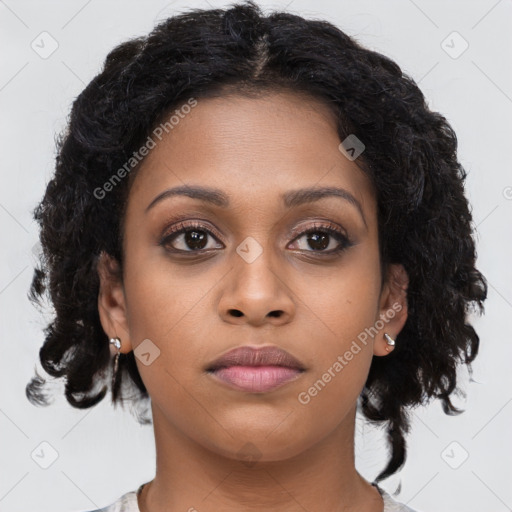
[218,245,296,327]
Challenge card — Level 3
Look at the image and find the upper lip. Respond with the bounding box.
[206,345,305,372]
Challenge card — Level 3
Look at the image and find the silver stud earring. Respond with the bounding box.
[109,337,121,390]
[384,333,395,351]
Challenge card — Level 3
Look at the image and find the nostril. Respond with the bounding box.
[228,309,243,317]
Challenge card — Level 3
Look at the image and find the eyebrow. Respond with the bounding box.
[145,184,367,226]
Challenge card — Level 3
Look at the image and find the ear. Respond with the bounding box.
[97,251,133,354]
[373,263,409,357]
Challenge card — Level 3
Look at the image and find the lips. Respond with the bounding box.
[206,345,305,372]
[206,345,306,393]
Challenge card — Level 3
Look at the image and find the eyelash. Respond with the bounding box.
[159,220,354,256]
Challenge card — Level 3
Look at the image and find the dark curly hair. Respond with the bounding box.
[26,0,487,484]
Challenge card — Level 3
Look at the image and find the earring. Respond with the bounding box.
[384,333,395,352]
[109,337,121,390]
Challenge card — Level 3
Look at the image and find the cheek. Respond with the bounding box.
[122,241,207,338]
[293,249,381,400]
[292,295,377,441]
[295,248,381,347]
[121,250,217,391]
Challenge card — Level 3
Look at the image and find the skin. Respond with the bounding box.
[97,91,409,512]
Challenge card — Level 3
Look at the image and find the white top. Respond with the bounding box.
[86,482,419,511]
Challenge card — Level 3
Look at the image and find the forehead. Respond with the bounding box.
[126,91,376,218]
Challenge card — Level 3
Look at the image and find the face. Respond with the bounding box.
[98,91,408,462]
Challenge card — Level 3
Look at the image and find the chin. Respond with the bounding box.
[202,424,317,465]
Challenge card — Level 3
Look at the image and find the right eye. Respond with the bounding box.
[160,221,224,253]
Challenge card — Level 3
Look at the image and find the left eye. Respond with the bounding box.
[289,227,351,253]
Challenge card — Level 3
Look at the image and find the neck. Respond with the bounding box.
[138,403,383,512]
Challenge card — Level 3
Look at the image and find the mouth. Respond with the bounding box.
[205,345,306,393]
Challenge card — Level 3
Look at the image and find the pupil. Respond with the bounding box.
[308,233,329,250]
[186,230,207,249]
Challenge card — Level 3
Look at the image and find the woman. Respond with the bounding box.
[26,2,487,511]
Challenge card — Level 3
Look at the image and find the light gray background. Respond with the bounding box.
[1,1,511,511]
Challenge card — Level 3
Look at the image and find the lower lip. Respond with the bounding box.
[208,365,303,392]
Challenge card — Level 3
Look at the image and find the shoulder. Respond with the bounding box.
[82,490,140,512]
[373,483,421,512]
